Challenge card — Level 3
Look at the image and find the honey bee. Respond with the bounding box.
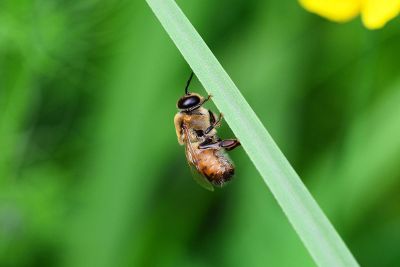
[174,72,240,190]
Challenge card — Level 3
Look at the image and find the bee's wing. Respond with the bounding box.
[188,162,214,191]
[183,126,214,191]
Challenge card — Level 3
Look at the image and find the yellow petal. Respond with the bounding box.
[361,0,400,29]
[299,0,361,22]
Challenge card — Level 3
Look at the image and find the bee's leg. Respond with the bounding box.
[200,94,212,106]
[209,110,216,125]
[205,94,212,102]
[198,137,214,147]
[219,139,240,151]
[198,141,220,150]
[205,112,223,135]
[198,138,240,151]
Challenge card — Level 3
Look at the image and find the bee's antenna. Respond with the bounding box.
[185,72,194,95]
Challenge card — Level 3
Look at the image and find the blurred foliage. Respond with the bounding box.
[0,0,400,267]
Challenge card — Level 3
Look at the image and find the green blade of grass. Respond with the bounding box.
[146,1,359,266]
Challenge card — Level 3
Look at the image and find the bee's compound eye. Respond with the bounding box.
[178,96,201,109]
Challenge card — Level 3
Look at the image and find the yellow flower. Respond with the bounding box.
[299,0,400,29]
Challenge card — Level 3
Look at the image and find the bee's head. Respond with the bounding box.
[177,93,203,111]
[177,72,203,112]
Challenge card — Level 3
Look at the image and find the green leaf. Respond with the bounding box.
[145,0,359,266]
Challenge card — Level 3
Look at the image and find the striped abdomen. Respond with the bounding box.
[195,148,234,186]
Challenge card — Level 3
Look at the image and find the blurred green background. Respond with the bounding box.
[1,0,400,266]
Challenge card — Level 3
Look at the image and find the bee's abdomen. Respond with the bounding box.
[210,167,234,186]
[198,150,235,186]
